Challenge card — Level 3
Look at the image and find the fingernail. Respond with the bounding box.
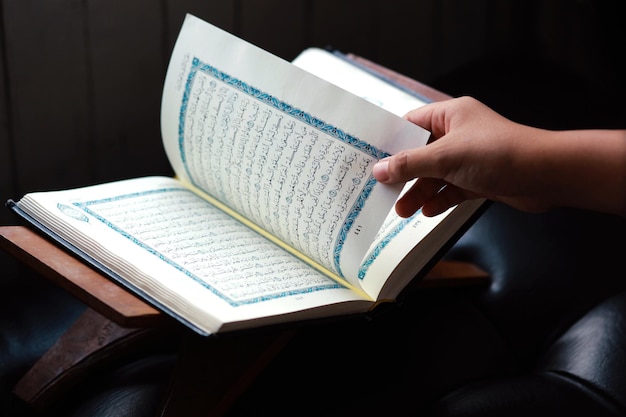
[373,160,389,182]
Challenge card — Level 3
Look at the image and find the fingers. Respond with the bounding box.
[394,178,445,217]
[403,104,437,132]
[420,185,469,217]
[374,97,484,217]
[372,159,392,182]
[395,180,471,218]
[373,144,444,185]
[404,98,459,139]
[373,99,458,185]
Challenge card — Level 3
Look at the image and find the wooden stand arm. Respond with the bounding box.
[12,309,165,411]
[345,53,453,102]
[0,226,164,328]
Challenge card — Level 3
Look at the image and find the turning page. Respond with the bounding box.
[160,14,431,283]
[292,48,487,300]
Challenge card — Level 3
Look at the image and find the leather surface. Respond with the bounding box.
[446,204,626,363]
[50,355,176,417]
[430,371,625,417]
[537,291,626,410]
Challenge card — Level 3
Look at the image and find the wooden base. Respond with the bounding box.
[12,308,162,411]
[0,226,164,328]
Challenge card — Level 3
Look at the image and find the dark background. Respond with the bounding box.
[0,0,624,301]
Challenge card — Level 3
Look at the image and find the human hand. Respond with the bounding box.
[373,96,594,217]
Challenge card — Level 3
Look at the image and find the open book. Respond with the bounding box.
[7,14,486,336]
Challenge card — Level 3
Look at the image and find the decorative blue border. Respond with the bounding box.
[178,57,392,278]
[69,188,343,307]
[357,210,422,280]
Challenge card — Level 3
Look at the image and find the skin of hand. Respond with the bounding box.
[373,96,626,218]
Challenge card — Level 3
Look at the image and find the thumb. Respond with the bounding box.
[373,143,446,184]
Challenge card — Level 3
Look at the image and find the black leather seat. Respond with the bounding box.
[432,292,626,417]
[429,204,626,417]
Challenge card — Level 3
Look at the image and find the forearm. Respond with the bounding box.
[535,129,626,216]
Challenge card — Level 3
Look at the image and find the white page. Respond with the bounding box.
[292,47,428,116]
[160,14,431,283]
[17,176,370,335]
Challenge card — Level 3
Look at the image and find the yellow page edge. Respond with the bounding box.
[178,177,374,302]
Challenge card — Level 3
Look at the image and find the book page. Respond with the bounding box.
[358,197,453,297]
[292,47,429,116]
[16,176,372,335]
[160,14,431,285]
[292,48,441,299]
[358,197,486,300]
